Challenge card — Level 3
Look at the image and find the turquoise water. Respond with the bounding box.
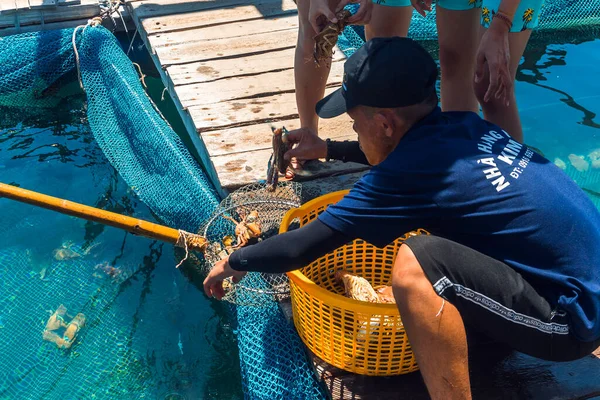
[518,35,600,207]
[0,31,598,399]
[0,81,242,398]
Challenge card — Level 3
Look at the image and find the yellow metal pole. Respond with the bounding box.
[0,182,207,253]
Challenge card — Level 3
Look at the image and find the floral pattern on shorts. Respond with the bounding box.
[481,3,542,32]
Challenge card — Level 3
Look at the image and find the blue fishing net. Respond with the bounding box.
[0,25,326,400]
[0,29,76,109]
[76,26,219,232]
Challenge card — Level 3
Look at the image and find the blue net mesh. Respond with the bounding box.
[0,29,77,109]
[0,26,326,400]
[76,26,219,232]
[0,246,154,399]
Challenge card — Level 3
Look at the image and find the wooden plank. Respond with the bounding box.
[212,147,368,190]
[176,60,343,107]
[0,1,18,12]
[0,0,30,13]
[152,13,298,48]
[28,0,58,9]
[203,117,354,157]
[15,0,30,10]
[129,0,265,19]
[0,2,99,27]
[167,46,345,85]
[155,28,298,65]
[0,16,89,35]
[142,0,297,35]
[58,0,82,5]
[190,89,346,133]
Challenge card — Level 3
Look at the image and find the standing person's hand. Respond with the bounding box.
[309,0,373,34]
[284,128,327,163]
[338,0,373,25]
[410,0,432,17]
[309,0,340,33]
[474,16,512,107]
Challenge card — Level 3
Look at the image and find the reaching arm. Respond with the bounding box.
[284,128,370,166]
[229,219,351,273]
[203,219,351,299]
[327,139,369,165]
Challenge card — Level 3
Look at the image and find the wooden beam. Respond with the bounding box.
[151,13,298,47]
[142,0,297,35]
[166,46,344,86]
[0,16,89,35]
[176,60,343,107]
[155,28,298,65]
[190,87,342,133]
[128,0,294,20]
[0,0,99,28]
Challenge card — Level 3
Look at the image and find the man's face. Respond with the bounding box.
[348,107,396,166]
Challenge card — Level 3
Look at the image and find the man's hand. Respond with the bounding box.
[474,19,512,107]
[410,0,432,17]
[284,128,328,162]
[203,257,247,300]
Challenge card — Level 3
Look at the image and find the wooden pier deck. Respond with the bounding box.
[124,0,368,197]
[125,1,600,398]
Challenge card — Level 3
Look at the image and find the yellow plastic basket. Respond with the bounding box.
[281,190,425,376]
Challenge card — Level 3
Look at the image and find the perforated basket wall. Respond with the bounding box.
[281,190,426,376]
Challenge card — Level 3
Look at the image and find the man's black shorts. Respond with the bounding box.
[404,235,600,362]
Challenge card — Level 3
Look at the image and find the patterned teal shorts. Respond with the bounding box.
[374,0,412,7]
[437,0,544,32]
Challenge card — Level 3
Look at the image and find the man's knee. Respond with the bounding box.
[392,242,426,291]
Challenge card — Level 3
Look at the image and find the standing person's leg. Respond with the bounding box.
[475,1,544,142]
[365,0,413,40]
[435,0,482,113]
[292,0,341,175]
[294,0,339,135]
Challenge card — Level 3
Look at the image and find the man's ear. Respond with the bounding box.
[374,110,398,139]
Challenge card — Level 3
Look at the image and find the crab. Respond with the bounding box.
[335,270,396,304]
[222,210,262,249]
[266,126,291,192]
[313,9,352,67]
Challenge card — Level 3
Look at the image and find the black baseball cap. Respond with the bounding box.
[316,37,438,118]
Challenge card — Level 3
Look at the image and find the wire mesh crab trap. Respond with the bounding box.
[200,181,303,306]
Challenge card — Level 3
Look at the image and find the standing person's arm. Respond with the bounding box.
[474,0,521,107]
